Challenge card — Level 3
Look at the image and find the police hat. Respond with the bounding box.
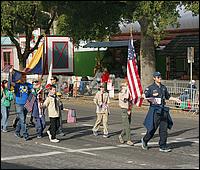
[153,71,161,77]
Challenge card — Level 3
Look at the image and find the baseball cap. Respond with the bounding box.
[153,71,161,77]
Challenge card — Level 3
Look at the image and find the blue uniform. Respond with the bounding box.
[144,82,170,106]
[143,82,173,149]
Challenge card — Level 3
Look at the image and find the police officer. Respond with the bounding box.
[141,71,181,152]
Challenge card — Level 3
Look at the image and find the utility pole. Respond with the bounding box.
[187,47,194,110]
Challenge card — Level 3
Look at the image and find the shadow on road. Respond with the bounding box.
[108,126,143,138]
[1,162,38,169]
[152,127,198,139]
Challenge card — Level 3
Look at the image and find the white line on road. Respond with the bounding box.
[40,143,132,155]
[40,143,97,156]
[1,151,64,161]
[72,146,117,152]
[82,123,93,126]
[134,138,199,147]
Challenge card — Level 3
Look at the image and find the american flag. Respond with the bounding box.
[127,38,143,107]
[24,93,36,112]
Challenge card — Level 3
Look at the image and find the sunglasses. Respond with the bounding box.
[156,76,161,79]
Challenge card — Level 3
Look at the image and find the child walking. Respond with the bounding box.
[41,85,62,143]
[31,80,46,138]
[92,85,110,138]
[1,80,14,132]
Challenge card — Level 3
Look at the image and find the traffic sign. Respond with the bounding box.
[187,47,194,63]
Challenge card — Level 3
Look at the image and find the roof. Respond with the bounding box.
[83,40,130,48]
[160,34,199,57]
[1,37,14,45]
[119,8,199,33]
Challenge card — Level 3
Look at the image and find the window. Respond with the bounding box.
[3,52,11,66]
[53,42,68,69]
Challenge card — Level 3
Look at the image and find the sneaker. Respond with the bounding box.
[2,129,8,133]
[103,134,109,138]
[159,147,172,153]
[127,140,134,146]
[93,131,98,136]
[47,130,52,140]
[37,136,42,139]
[50,139,60,143]
[118,135,124,144]
[14,133,22,138]
[141,138,148,150]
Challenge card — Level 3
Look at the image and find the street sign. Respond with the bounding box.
[187,47,194,63]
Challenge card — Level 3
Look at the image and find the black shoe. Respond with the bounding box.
[12,119,18,128]
[29,122,35,127]
[24,137,30,141]
[159,147,172,152]
[141,138,148,150]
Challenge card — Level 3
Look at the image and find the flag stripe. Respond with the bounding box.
[132,58,143,94]
[127,38,143,107]
[127,62,137,99]
[24,93,36,112]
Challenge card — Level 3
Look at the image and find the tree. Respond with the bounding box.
[57,1,124,45]
[1,1,59,70]
[57,1,126,75]
[183,1,199,15]
[122,1,199,87]
[122,1,181,88]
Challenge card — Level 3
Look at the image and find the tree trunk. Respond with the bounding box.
[18,54,27,71]
[139,17,156,89]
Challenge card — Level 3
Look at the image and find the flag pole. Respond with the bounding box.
[130,26,133,39]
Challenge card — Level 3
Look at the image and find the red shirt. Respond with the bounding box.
[101,72,109,83]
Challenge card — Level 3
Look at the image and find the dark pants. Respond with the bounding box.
[57,108,64,134]
[143,111,168,148]
[48,117,60,139]
[69,84,73,96]
[35,116,46,137]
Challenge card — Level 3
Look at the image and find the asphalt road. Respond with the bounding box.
[1,97,199,169]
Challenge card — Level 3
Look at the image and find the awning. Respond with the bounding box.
[159,35,199,56]
[83,40,130,48]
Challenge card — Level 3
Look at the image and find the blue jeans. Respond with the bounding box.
[15,104,29,138]
[1,105,9,130]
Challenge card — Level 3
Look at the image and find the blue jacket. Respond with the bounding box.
[143,106,173,132]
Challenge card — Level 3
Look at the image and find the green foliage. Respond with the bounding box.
[182,1,199,15]
[57,1,124,45]
[1,1,60,69]
[122,1,181,46]
[2,1,46,34]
